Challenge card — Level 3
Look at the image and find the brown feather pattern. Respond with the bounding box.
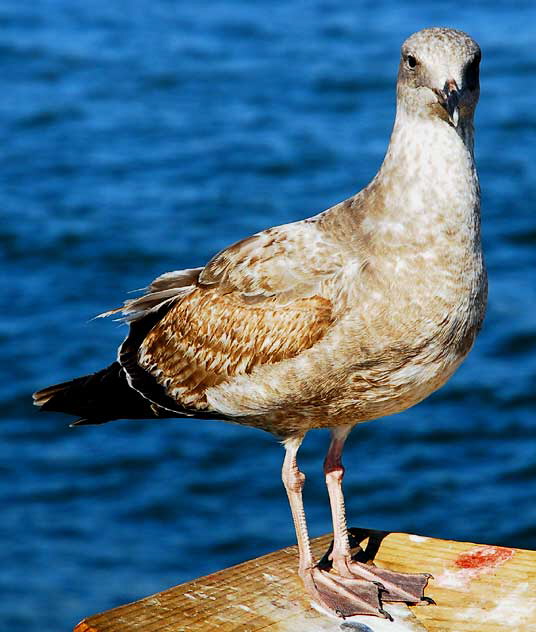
[138,287,333,409]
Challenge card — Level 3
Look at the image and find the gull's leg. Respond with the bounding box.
[324,426,354,569]
[324,426,432,604]
[282,435,388,619]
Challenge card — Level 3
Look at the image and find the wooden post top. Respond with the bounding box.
[74,529,536,631]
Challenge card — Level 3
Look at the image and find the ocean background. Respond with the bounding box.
[1,1,535,630]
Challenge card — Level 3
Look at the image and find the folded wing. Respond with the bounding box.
[116,220,343,417]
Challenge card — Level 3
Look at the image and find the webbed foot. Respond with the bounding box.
[301,566,392,619]
[337,560,432,604]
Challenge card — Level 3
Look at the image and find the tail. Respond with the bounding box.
[33,362,166,426]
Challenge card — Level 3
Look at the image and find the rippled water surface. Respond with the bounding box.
[1,2,535,630]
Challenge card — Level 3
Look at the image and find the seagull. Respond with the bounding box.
[34,27,486,619]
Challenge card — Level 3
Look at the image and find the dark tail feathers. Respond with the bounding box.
[33,362,163,426]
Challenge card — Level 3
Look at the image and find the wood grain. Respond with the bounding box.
[74,529,536,631]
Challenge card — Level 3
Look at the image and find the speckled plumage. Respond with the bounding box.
[34,28,487,619]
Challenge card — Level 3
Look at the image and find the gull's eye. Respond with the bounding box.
[406,55,417,69]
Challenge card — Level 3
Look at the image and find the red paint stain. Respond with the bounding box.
[455,546,514,570]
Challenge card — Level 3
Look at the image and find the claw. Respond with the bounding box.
[379,607,394,621]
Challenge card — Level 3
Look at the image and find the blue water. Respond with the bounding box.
[1,2,535,630]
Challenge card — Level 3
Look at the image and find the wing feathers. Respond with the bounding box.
[99,220,342,419]
[137,288,333,410]
[99,267,202,322]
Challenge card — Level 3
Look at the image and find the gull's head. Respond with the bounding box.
[397,28,481,129]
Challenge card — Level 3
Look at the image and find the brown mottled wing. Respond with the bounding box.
[138,288,333,410]
[131,221,341,414]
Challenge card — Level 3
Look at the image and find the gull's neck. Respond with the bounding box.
[344,107,483,292]
[374,108,478,215]
[343,106,486,324]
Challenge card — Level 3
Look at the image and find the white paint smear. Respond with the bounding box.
[457,583,536,628]
[310,601,427,632]
[408,535,429,543]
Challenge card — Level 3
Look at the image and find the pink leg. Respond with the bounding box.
[324,426,354,569]
[282,435,388,619]
[282,436,314,576]
[324,426,432,604]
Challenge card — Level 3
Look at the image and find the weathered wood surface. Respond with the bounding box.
[74,529,536,632]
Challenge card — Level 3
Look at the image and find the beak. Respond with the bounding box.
[435,79,460,127]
